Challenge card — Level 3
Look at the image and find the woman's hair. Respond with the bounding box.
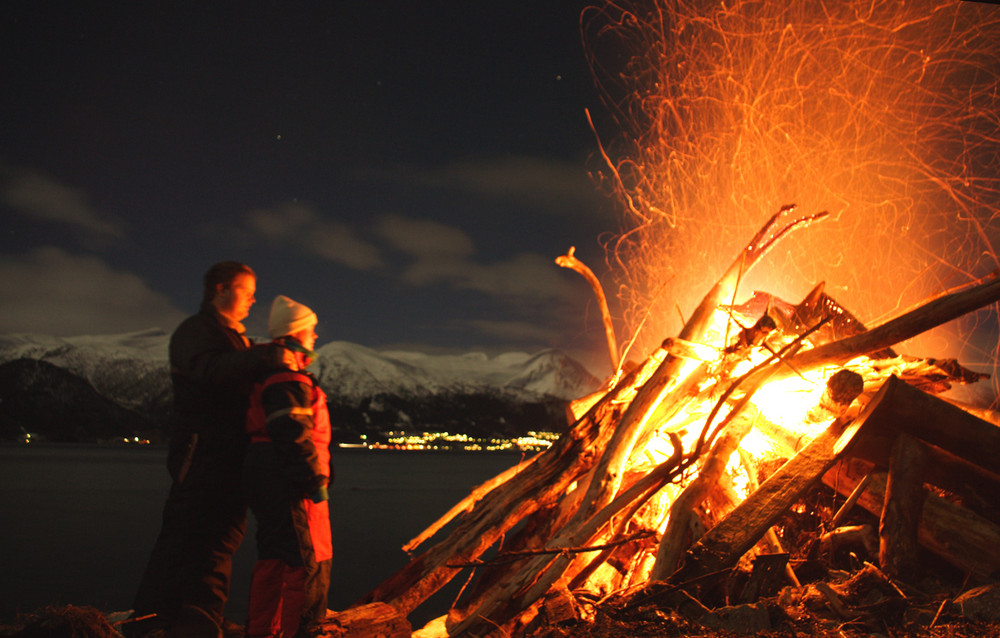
[201,261,255,304]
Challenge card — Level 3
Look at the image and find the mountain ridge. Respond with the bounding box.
[0,331,602,443]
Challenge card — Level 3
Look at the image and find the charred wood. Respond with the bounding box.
[879,433,929,582]
[736,552,790,604]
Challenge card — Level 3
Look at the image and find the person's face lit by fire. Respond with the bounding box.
[298,327,317,351]
[213,272,257,323]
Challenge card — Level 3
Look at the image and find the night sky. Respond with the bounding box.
[1,2,619,374]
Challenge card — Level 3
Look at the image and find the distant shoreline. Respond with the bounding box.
[0,440,531,454]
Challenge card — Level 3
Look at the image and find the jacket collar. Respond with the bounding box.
[275,336,315,369]
[201,301,247,335]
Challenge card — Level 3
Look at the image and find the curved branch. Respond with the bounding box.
[558,246,620,371]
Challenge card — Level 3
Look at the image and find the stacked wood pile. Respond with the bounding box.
[355,208,1000,637]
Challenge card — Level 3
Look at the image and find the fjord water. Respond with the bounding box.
[0,445,522,627]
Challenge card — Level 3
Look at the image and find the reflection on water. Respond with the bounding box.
[0,445,522,627]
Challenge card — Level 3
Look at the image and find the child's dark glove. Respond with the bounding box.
[310,485,329,503]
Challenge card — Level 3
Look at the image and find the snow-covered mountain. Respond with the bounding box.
[0,329,173,412]
[0,330,602,442]
[313,341,598,402]
[0,331,599,403]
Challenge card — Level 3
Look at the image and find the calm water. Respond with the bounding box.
[0,445,522,627]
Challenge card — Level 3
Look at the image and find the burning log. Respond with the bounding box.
[314,603,410,638]
[401,458,534,553]
[738,448,802,588]
[807,369,865,422]
[650,411,756,580]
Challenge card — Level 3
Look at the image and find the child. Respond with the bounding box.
[244,295,332,638]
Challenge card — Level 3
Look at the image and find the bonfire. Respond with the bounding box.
[317,1,1000,636]
[342,209,999,638]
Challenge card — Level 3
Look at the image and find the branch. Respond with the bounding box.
[557,246,620,371]
[403,456,536,553]
[445,530,655,568]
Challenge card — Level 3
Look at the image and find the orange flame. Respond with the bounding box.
[582,0,1000,389]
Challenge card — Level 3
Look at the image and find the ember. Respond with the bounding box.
[341,1,1000,636]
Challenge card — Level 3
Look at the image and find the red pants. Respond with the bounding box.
[247,556,332,638]
[245,481,332,638]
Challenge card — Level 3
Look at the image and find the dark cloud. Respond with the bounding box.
[377,214,476,260]
[245,202,384,270]
[357,155,603,214]
[376,214,578,303]
[2,169,124,239]
[0,247,186,336]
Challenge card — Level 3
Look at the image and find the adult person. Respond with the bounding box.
[243,296,332,638]
[128,262,289,638]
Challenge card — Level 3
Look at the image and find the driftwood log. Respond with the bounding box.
[315,602,410,638]
[556,246,620,370]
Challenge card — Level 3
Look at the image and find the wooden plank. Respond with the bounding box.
[853,375,1000,476]
[849,434,1000,524]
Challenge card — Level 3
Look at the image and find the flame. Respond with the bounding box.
[582,0,1000,387]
